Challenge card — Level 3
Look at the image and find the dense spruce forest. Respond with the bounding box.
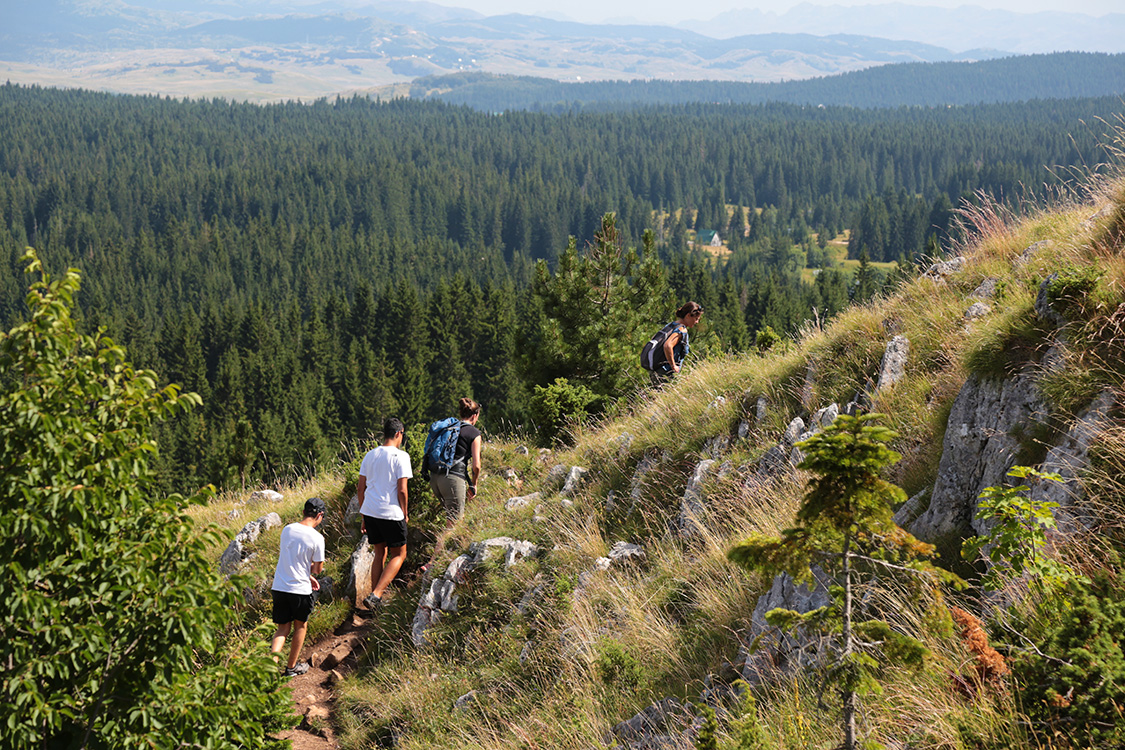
[1,82,1120,492]
[414,52,1125,111]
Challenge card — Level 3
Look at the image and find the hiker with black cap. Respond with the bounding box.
[270,497,327,677]
[640,301,703,387]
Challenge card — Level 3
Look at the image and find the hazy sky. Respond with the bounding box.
[421,0,1121,25]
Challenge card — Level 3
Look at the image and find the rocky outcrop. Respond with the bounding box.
[739,571,831,688]
[345,534,376,606]
[1031,389,1115,527]
[246,489,284,507]
[876,335,909,391]
[560,466,588,497]
[543,464,570,490]
[412,537,539,646]
[964,302,992,319]
[505,491,541,510]
[922,256,965,282]
[219,512,283,576]
[910,372,1047,543]
[676,459,716,536]
[594,541,645,570]
[609,698,696,750]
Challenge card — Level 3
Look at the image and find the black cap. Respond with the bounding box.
[304,497,327,517]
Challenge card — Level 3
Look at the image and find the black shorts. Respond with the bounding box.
[364,515,407,548]
[272,590,314,624]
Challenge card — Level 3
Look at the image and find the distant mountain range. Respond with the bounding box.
[679,3,1125,55]
[0,0,1122,102]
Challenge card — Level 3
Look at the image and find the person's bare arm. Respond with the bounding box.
[357,475,367,533]
[662,331,682,372]
[397,476,409,522]
[310,560,324,589]
[468,436,482,498]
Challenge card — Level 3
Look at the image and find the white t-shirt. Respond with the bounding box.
[359,445,413,521]
[271,522,326,595]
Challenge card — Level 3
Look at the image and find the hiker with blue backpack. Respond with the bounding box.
[640,301,703,386]
[423,397,483,523]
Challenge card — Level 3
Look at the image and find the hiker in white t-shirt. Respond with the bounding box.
[269,497,327,677]
[357,417,413,611]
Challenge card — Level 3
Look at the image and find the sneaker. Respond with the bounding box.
[363,593,383,610]
[282,662,310,677]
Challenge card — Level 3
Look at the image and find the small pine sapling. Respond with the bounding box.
[728,414,960,750]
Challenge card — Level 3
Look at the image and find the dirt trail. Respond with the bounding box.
[276,610,376,750]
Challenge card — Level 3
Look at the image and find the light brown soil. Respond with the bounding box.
[276,610,377,749]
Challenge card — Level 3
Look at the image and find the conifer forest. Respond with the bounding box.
[1,83,1119,492]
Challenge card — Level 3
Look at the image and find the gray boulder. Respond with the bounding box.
[505,491,540,510]
[543,463,570,490]
[677,459,716,535]
[740,571,831,687]
[1035,273,1068,327]
[595,541,646,570]
[876,336,909,391]
[1016,240,1053,266]
[964,301,992,319]
[412,537,539,646]
[219,513,283,576]
[246,489,283,507]
[1031,390,1115,527]
[911,372,1047,544]
[610,698,694,750]
[345,535,377,606]
[560,466,588,496]
[970,277,999,299]
[922,256,965,281]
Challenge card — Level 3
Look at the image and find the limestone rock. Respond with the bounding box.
[970,277,999,299]
[781,417,806,446]
[1031,389,1115,527]
[1082,202,1114,229]
[543,463,570,490]
[629,450,662,511]
[737,420,751,440]
[876,335,909,391]
[911,372,1047,543]
[560,466,588,496]
[922,256,965,281]
[740,571,830,687]
[756,395,768,422]
[677,459,716,535]
[505,491,540,511]
[964,301,992,319]
[219,513,283,576]
[516,446,529,455]
[344,493,361,525]
[610,698,693,749]
[703,434,731,459]
[892,490,930,528]
[1035,272,1068,327]
[605,490,617,512]
[345,534,376,607]
[454,690,477,710]
[247,489,283,506]
[614,432,634,456]
[413,538,539,646]
[1016,240,1053,266]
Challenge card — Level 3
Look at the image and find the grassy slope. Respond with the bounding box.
[198,177,1125,748]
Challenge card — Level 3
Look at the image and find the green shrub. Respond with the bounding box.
[595,637,645,690]
[1044,265,1102,319]
[1009,571,1125,748]
[0,251,291,748]
[530,377,600,445]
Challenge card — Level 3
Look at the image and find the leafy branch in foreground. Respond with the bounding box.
[0,250,291,749]
[961,465,1082,595]
[728,414,960,750]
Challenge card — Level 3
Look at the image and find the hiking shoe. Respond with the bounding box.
[282,662,310,677]
[363,593,383,610]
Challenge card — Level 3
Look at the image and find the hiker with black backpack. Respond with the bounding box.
[640,301,703,386]
[423,397,482,524]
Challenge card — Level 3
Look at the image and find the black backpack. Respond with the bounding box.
[640,322,678,371]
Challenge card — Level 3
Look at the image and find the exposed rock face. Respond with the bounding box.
[876,336,909,391]
[345,535,376,606]
[344,494,361,525]
[505,491,540,510]
[971,277,999,299]
[560,466,588,496]
[911,372,1047,543]
[676,459,716,535]
[964,302,992,319]
[922,256,965,281]
[1016,240,1053,266]
[609,697,695,750]
[1032,389,1115,527]
[219,512,283,576]
[246,489,284,506]
[543,464,570,490]
[1035,272,1068,327]
[594,541,645,570]
[703,434,731,459]
[740,571,831,687]
[412,537,539,646]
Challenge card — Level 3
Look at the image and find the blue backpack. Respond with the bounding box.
[423,417,462,477]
